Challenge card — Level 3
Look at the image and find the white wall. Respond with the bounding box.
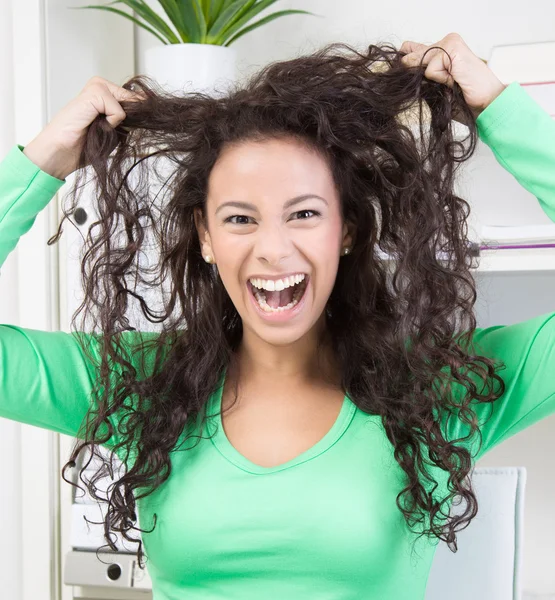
[0,0,19,321]
[134,1,555,596]
[0,6,22,599]
[0,1,53,599]
[474,271,555,597]
[136,0,555,81]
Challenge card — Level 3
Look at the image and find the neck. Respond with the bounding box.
[230,316,341,391]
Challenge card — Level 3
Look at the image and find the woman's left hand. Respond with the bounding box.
[400,32,507,124]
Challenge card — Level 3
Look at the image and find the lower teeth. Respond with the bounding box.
[253,283,305,313]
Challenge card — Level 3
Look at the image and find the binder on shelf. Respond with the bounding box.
[487,40,555,118]
[480,223,555,245]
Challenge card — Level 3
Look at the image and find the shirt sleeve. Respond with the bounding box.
[0,143,66,266]
[0,144,153,457]
[444,82,555,461]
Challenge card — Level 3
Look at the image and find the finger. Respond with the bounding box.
[101,79,147,103]
[123,84,148,101]
[90,85,129,128]
[400,40,427,55]
[402,46,443,68]
[424,52,455,87]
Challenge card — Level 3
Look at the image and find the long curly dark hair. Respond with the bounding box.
[51,40,505,568]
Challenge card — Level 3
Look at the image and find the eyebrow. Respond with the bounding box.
[214,194,328,216]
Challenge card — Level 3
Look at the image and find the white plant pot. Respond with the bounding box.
[144,43,237,97]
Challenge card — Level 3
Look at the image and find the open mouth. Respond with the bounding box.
[247,275,309,314]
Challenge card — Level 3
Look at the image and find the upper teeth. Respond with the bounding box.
[250,273,306,292]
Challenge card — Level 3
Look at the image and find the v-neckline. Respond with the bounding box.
[205,368,357,475]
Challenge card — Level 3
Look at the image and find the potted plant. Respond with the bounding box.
[74,1,319,94]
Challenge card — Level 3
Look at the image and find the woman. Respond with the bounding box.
[1,33,554,599]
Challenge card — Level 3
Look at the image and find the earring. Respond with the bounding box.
[341,247,351,256]
[204,255,214,264]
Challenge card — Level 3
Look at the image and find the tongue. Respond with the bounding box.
[266,285,294,308]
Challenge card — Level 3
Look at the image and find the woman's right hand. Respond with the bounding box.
[23,76,145,181]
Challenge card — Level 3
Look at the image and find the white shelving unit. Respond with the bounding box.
[378,247,555,273]
[476,247,555,273]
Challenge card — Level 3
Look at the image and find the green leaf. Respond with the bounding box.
[204,0,227,30]
[156,0,189,42]
[211,0,275,43]
[174,0,204,42]
[199,0,213,26]
[192,0,207,40]
[223,9,319,46]
[73,0,320,48]
[106,0,181,43]
[206,0,256,43]
[219,0,237,10]
[70,5,170,44]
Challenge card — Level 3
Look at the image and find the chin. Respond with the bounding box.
[253,326,311,347]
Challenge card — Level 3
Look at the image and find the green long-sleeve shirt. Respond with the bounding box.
[1,81,554,599]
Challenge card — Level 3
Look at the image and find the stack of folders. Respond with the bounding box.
[479,224,555,251]
[373,224,555,264]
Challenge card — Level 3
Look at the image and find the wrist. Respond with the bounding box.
[475,79,508,117]
[23,137,68,180]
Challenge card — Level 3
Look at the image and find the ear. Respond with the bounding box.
[194,207,214,259]
[342,219,356,250]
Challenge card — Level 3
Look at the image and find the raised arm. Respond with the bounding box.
[0,144,124,450]
[0,77,147,455]
[445,79,555,460]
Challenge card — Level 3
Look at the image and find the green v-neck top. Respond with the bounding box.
[206,370,357,475]
[1,80,555,599]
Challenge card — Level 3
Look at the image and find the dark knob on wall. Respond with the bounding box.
[106,563,122,581]
[73,207,88,226]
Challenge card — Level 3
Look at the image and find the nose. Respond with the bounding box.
[254,223,295,266]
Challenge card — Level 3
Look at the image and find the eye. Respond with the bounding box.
[292,209,320,220]
[224,215,253,225]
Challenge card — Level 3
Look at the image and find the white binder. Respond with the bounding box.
[488,41,555,117]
